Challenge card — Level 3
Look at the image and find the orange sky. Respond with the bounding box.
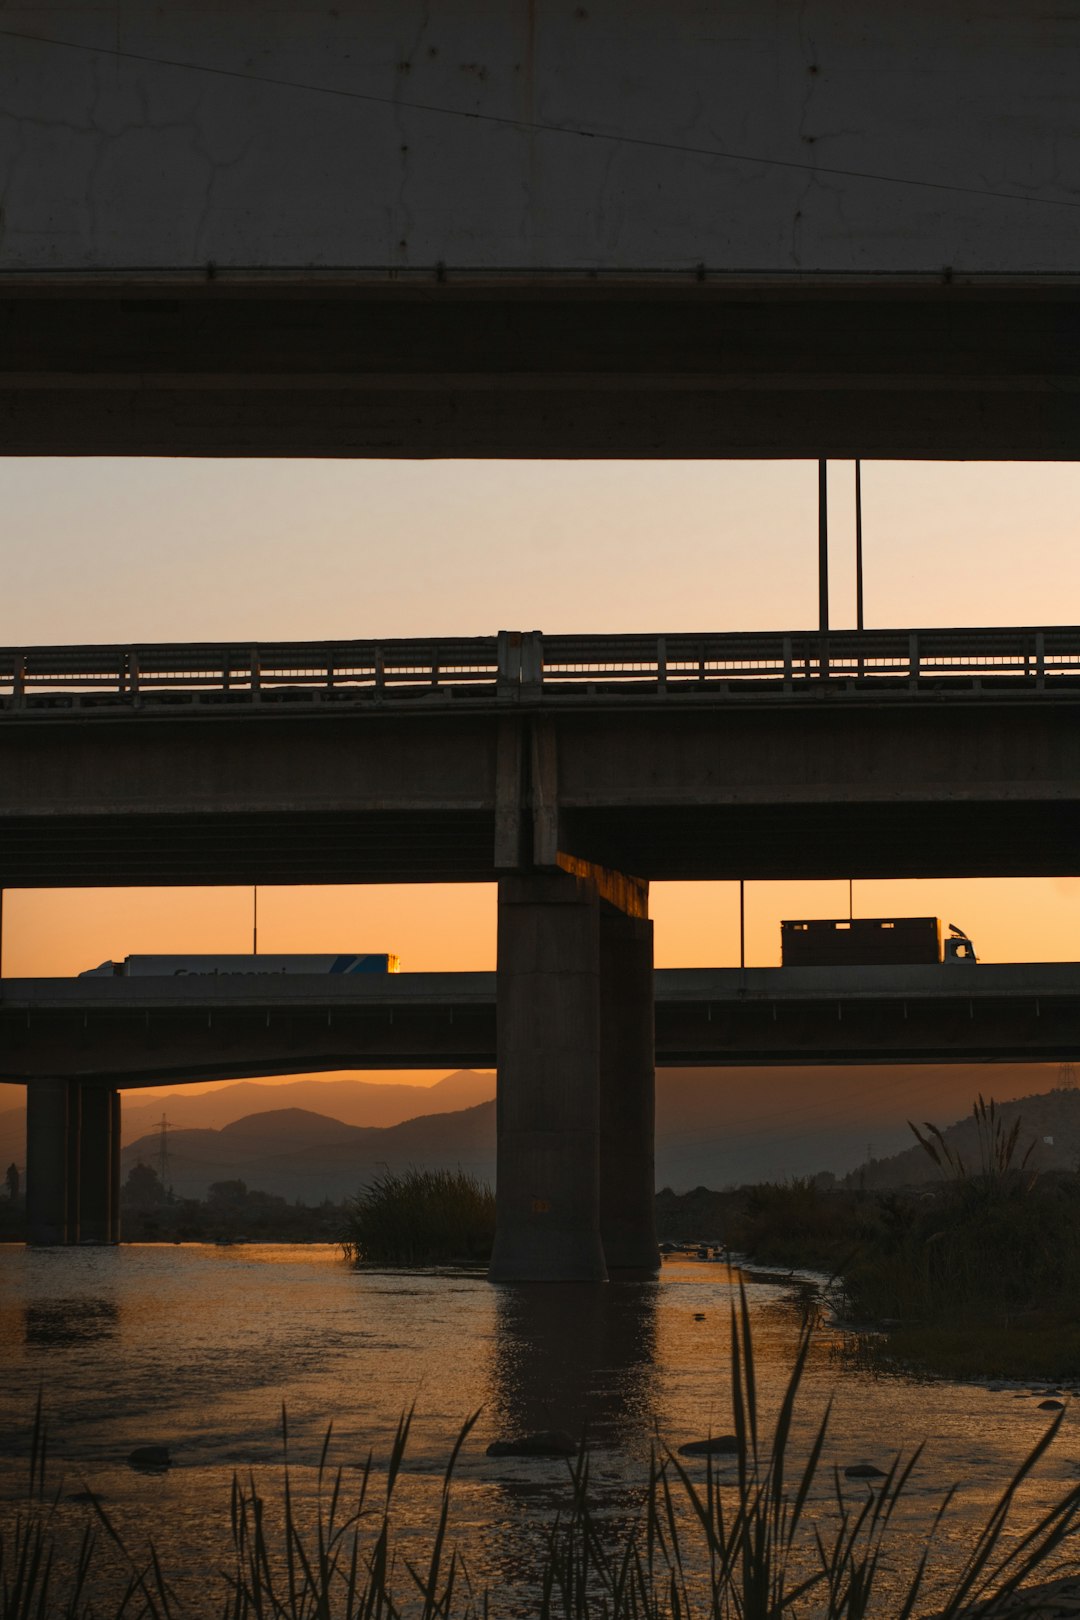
[5,456,1080,1098]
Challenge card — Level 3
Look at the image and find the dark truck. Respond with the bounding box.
[781,916,976,967]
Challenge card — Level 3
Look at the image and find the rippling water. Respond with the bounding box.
[1,1244,1077,1610]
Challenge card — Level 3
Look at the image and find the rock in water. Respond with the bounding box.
[1038,1399,1065,1410]
[678,1435,739,1457]
[128,1445,171,1470]
[844,1463,886,1479]
[486,1431,577,1458]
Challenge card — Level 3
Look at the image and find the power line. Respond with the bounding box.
[3,28,1079,213]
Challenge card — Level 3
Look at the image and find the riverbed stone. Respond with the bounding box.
[1038,1399,1065,1410]
[128,1445,171,1470]
[486,1431,577,1458]
[678,1435,739,1457]
[844,1463,887,1479]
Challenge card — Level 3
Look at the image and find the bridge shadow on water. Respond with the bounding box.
[486,1281,661,1455]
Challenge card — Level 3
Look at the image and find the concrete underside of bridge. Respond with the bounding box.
[4,693,1080,886]
[3,282,1079,460]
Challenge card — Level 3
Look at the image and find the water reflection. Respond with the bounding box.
[24,1297,119,1348]
[487,1282,660,1451]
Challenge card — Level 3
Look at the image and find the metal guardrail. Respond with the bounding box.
[0,627,1078,712]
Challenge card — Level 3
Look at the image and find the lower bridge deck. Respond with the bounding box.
[4,963,1077,1084]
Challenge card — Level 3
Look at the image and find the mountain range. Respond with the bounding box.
[121,1102,496,1203]
[1,1063,1068,1196]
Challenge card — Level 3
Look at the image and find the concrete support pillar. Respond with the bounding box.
[78,1085,119,1244]
[491,859,656,1283]
[490,870,608,1282]
[599,908,660,1275]
[109,1090,122,1244]
[26,1079,80,1245]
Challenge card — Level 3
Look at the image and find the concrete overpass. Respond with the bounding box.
[8,964,1080,1083]
[13,962,1080,1249]
[3,627,1080,886]
[9,624,1080,1276]
[1,4,1078,459]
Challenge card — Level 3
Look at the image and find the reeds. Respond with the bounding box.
[340,1169,495,1266]
[6,1289,1080,1618]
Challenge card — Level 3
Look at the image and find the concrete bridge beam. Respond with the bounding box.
[490,859,656,1284]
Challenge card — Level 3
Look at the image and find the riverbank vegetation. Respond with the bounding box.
[7,1292,1080,1619]
[658,1100,1080,1380]
[120,1165,346,1243]
[340,1167,496,1265]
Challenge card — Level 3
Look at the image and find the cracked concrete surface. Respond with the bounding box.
[0,0,1077,272]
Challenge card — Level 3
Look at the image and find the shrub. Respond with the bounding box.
[340,1168,496,1266]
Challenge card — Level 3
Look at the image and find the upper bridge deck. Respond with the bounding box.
[2,626,1079,717]
[3,627,1080,887]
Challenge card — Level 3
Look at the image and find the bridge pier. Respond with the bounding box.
[599,905,660,1276]
[27,1080,121,1245]
[78,1086,121,1244]
[490,861,658,1284]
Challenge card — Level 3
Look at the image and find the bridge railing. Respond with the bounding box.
[539,627,1080,689]
[0,637,503,706]
[1,628,1079,710]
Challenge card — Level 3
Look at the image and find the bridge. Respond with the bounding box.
[12,961,1080,1249]
[9,964,1080,1082]
[7,623,1080,1275]
[6,4,1080,1276]
[3,626,1080,885]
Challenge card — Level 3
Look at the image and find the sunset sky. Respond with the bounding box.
[5,455,1080,1095]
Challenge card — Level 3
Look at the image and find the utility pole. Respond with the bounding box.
[818,459,829,677]
[855,459,865,631]
[818,459,829,632]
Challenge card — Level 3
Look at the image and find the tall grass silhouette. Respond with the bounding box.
[340,1169,495,1266]
[5,1288,1080,1617]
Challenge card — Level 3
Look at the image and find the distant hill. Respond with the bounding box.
[122,1102,496,1202]
[0,1070,496,1178]
[844,1087,1080,1190]
[119,1070,495,1140]
[649,1064,1064,1190]
[5,1064,1074,1197]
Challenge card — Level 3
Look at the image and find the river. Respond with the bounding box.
[1,1244,1077,1613]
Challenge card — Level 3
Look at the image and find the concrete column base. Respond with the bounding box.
[27,1079,80,1245]
[109,1090,122,1244]
[490,861,657,1283]
[490,871,608,1283]
[599,909,661,1276]
[79,1085,119,1244]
